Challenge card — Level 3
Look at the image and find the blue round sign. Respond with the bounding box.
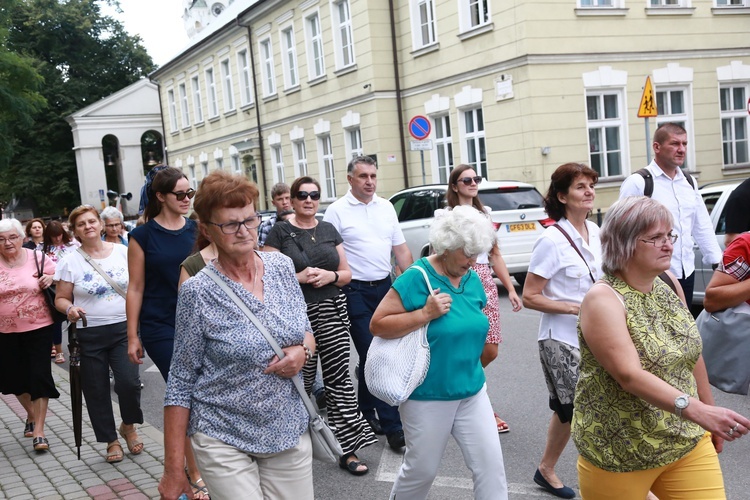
[409,115,431,140]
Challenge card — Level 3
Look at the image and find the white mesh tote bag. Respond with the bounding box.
[365,265,432,406]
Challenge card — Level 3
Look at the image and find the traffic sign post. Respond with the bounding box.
[638,76,658,164]
[409,116,432,184]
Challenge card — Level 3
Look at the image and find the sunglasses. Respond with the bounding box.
[169,189,196,201]
[457,176,483,186]
[295,191,321,201]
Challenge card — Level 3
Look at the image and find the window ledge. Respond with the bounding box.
[712,6,750,14]
[284,85,301,95]
[458,22,494,41]
[223,109,237,117]
[208,115,221,124]
[194,121,205,128]
[722,163,750,174]
[411,43,440,58]
[181,126,192,132]
[334,64,358,77]
[307,75,328,87]
[645,6,695,15]
[575,7,629,16]
[170,130,179,136]
[595,175,627,188]
[239,103,255,112]
[262,94,279,103]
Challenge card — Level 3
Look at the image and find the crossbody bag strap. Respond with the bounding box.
[33,249,44,276]
[76,248,127,299]
[203,266,319,419]
[552,224,595,283]
[279,221,312,268]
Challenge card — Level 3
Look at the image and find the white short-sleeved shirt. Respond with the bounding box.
[54,244,128,328]
[324,190,406,281]
[528,218,602,347]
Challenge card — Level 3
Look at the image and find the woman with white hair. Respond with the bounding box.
[371,205,508,500]
[100,207,128,246]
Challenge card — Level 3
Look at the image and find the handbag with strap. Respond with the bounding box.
[76,248,127,298]
[695,303,750,395]
[32,251,67,323]
[203,266,344,463]
[365,265,432,407]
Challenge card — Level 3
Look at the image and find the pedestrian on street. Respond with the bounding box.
[22,218,45,251]
[100,207,129,246]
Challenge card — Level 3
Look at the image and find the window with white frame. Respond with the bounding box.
[293,141,308,176]
[716,0,747,6]
[280,27,299,88]
[216,157,224,170]
[331,0,355,68]
[586,91,625,177]
[231,155,241,175]
[167,89,178,132]
[191,75,204,123]
[220,59,235,111]
[205,67,219,118]
[189,164,197,189]
[579,0,616,6]
[655,87,692,169]
[201,161,208,180]
[178,83,190,128]
[259,38,276,96]
[649,0,687,5]
[319,135,336,198]
[720,84,749,166]
[271,145,285,182]
[434,114,454,183]
[345,127,363,160]
[411,0,437,49]
[306,13,325,80]
[461,108,487,178]
[237,49,253,106]
[460,0,490,32]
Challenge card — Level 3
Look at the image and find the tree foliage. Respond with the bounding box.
[1,0,155,216]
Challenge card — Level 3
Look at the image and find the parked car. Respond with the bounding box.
[389,180,553,286]
[692,180,742,306]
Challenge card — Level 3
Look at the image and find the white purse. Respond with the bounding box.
[365,265,432,407]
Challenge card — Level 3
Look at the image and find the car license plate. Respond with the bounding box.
[507,222,536,232]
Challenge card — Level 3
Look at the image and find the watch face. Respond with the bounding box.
[675,395,689,409]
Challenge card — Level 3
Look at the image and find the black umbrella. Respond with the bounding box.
[67,313,86,460]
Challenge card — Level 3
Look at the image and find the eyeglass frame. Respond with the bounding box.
[456,176,483,186]
[168,189,197,201]
[639,232,678,247]
[206,214,263,235]
[0,234,21,245]
[104,222,122,229]
[295,190,321,201]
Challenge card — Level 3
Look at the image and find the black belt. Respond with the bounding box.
[351,277,390,287]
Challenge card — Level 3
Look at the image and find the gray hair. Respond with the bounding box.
[100,206,124,223]
[430,205,496,256]
[600,196,673,275]
[0,218,25,238]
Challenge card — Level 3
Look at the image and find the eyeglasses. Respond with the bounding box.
[207,214,263,234]
[0,235,20,245]
[640,232,678,247]
[295,191,321,201]
[457,176,482,186]
[169,189,196,201]
[105,223,122,229]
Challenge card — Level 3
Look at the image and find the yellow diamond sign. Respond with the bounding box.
[638,76,657,118]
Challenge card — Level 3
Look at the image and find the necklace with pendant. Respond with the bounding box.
[301,224,318,243]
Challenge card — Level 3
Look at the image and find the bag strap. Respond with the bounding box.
[278,221,311,268]
[407,263,434,295]
[552,224,595,283]
[76,248,127,299]
[33,249,44,276]
[202,266,319,419]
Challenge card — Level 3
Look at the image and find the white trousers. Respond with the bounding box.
[191,430,313,500]
[391,385,508,500]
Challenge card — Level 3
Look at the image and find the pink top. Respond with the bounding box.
[0,248,56,333]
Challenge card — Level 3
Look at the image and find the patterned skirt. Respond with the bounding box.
[472,263,502,344]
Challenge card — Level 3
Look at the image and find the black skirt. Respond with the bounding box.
[0,324,61,400]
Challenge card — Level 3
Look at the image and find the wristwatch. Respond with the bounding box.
[302,343,313,362]
[674,393,690,418]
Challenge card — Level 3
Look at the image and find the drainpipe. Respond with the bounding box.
[152,80,170,165]
[388,0,409,187]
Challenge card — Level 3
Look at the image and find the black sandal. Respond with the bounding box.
[339,452,369,476]
[32,436,49,452]
[23,420,34,438]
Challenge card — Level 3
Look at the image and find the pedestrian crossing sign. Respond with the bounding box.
[638,76,657,118]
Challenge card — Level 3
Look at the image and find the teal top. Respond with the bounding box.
[392,258,488,401]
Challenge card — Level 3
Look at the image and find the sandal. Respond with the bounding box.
[339,452,369,476]
[494,413,510,434]
[32,436,49,452]
[51,347,56,358]
[106,441,124,463]
[55,352,65,364]
[118,423,144,455]
[186,469,210,499]
[23,420,35,438]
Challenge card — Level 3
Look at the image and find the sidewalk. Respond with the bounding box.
[0,363,165,500]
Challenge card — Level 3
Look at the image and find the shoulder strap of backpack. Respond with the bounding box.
[636,168,653,197]
[683,171,696,190]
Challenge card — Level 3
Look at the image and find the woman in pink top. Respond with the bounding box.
[0,218,59,452]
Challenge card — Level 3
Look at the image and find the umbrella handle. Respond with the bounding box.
[79,311,87,328]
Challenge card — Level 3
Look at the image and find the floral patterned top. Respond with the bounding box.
[0,249,56,333]
[165,252,312,454]
[46,241,80,263]
[572,274,704,472]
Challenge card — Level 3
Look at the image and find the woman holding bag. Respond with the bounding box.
[370,206,508,500]
[54,205,143,463]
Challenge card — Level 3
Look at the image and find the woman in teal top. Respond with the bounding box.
[371,205,508,500]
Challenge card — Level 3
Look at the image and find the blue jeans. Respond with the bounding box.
[342,278,402,434]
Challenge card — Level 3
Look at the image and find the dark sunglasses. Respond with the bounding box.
[457,176,482,186]
[295,191,321,201]
[169,188,196,201]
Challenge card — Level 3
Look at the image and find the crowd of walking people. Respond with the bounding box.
[1,122,749,500]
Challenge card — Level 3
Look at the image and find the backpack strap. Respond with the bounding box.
[636,168,654,197]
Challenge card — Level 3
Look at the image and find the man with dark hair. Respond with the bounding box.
[257,182,291,247]
[324,155,413,451]
[619,122,721,305]
[724,177,750,247]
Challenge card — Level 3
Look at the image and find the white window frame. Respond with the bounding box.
[432,114,454,183]
[585,90,627,178]
[459,0,491,33]
[280,26,299,89]
[205,67,219,118]
[331,0,355,69]
[216,157,224,170]
[649,0,688,6]
[719,83,750,166]
[236,49,254,106]
[178,83,190,128]
[344,127,363,160]
[231,154,242,175]
[318,134,336,199]
[715,0,747,6]
[259,37,276,97]
[191,75,204,124]
[410,0,437,50]
[458,107,487,179]
[189,164,197,190]
[655,85,695,170]
[220,58,235,112]
[293,140,308,177]
[166,89,178,132]
[271,145,285,182]
[305,12,326,80]
[578,0,622,6]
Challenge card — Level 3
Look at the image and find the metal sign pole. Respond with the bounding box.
[420,150,426,184]
[645,118,651,165]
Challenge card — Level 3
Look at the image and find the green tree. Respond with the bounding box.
[2,0,155,216]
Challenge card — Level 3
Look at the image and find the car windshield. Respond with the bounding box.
[478,187,543,210]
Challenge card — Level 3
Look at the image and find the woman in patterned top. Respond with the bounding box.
[54,205,143,463]
[159,171,317,500]
[573,196,750,499]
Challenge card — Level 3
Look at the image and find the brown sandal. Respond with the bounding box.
[118,423,144,455]
[106,441,124,463]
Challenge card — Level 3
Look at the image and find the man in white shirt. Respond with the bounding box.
[619,122,721,305]
[324,155,413,451]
